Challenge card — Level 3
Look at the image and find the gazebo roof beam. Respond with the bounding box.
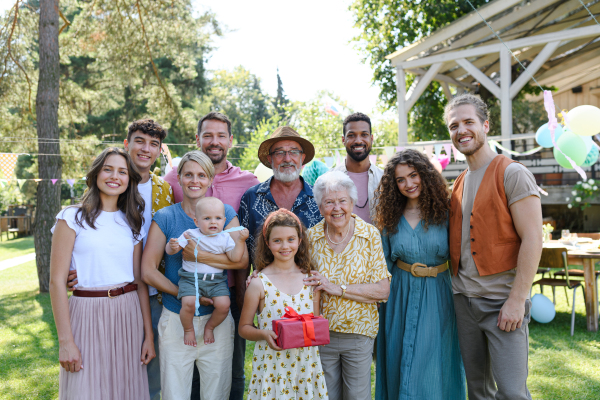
[528,66,600,101]
[395,25,600,69]
[406,66,477,89]
[386,0,524,63]
[510,40,562,98]
[537,47,600,83]
[445,0,564,52]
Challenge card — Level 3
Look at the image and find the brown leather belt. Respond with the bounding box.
[396,260,448,278]
[73,283,138,298]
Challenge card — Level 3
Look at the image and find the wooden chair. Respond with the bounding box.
[532,247,582,336]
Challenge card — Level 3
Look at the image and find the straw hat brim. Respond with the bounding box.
[258,137,315,169]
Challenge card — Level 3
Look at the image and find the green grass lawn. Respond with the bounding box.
[0,236,35,262]
[1,260,599,399]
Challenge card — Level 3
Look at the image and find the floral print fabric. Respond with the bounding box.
[247,273,328,400]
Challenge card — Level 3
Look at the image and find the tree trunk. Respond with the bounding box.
[34,0,61,293]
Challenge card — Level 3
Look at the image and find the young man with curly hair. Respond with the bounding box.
[333,112,383,225]
[446,93,542,400]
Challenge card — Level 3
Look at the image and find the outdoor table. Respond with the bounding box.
[544,241,599,332]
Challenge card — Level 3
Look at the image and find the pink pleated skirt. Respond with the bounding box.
[59,286,149,400]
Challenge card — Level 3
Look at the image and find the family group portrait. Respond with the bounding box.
[1,0,599,399]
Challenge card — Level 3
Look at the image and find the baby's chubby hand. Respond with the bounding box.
[237,228,250,242]
[168,238,182,253]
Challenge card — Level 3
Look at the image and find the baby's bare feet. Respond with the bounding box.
[204,325,215,345]
[183,329,197,347]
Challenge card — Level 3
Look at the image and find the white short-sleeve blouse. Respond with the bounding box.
[51,207,143,288]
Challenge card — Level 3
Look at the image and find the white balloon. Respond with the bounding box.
[253,163,273,183]
[568,105,600,137]
[530,293,556,323]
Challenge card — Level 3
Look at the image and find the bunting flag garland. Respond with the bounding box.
[369,155,377,165]
[424,145,434,158]
[396,146,404,153]
[0,153,19,181]
[51,179,59,184]
[380,154,389,165]
[0,179,7,188]
[487,140,542,157]
[384,146,396,159]
[434,144,443,157]
[452,145,466,161]
[334,150,342,167]
[34,179,42,182]
[443,144,452,157]
[67,179,76,187]
[323,157,334,168]
[17,179,26,188]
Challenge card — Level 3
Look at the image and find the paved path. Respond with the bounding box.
[0,253,36,272]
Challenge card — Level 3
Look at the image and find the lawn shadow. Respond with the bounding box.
[0,289,59,400]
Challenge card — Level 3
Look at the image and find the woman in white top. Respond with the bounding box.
[49,147,155,400]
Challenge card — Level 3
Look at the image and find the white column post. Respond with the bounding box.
[396,66,408,146]
[500,47,513,154]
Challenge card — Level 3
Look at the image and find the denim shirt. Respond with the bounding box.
[238,176,323,266]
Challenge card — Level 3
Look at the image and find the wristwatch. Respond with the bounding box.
[340,285,347,299]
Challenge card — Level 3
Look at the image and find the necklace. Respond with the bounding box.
[355,198,369,209]
[326,220,352,245]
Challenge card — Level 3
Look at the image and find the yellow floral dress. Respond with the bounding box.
[247,273,328,400]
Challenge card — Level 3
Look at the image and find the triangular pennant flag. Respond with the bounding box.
[51,179,59,185]
[67,179,76,187]
[489,141,497,154]
[438,155,451,170]
[324,157,334,168]
[384,147,395,159]
[17,179,26,188]
[424,145,434,158]
[369,155,377,165]
[452,145,466,161]
[413,146,424,154]
[0,179,6,188]
[434,144,443,157]
[334,150,342,167]
[443,144,451,156]
[380,154,388,166]
[396,146,404,153]
[33,178,42,182]
[0,153,19,181]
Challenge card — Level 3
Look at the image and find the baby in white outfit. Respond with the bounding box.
[166,197,248,346]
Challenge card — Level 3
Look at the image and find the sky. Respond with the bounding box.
[0,0,384,115]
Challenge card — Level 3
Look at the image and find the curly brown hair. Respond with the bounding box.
[374,149,449,235]
[127,118,167,142]
[254,211,313,274]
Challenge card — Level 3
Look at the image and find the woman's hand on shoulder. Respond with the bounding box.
[245,270,259,289]
[140,336,156,365]
[59,340,83,373]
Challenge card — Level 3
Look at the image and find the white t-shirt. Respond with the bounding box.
[137,178,158,296]
[178,229,235,274]
[51,207,144,288]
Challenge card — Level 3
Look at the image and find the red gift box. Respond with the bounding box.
[272,307,330,349]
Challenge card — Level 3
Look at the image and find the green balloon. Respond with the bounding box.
[553,131,587,168]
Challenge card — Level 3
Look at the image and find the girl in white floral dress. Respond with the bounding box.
[240,209,328,400]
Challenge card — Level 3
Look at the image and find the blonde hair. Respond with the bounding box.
[177,150,215,180]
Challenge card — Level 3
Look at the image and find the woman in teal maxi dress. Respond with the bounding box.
[374,150,466,400]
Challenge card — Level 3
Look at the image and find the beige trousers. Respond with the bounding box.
[158,308,234,400]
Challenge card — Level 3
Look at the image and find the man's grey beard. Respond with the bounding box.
[272,162,301,183]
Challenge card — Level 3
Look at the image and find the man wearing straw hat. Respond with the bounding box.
[238,125,322,286]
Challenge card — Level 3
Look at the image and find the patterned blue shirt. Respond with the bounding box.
[238,176,322,266]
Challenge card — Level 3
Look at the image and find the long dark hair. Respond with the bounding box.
[75,147,144,240]
[374,149,450,234]
[254,211,313,274]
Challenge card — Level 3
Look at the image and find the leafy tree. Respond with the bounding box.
[350,0,490,141]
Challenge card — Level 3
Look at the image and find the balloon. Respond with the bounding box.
[581,135,594,153]
[254,163,273,183]
[553,131,587,168]
[430,157,443,174]
[581,144,599,167]
[535,123,564,148]
[567,105,600,137]
[531,294,556,323]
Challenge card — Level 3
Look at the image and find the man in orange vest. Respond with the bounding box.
[446,93,542,400]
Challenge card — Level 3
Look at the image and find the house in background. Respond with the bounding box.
[385,0,600,232]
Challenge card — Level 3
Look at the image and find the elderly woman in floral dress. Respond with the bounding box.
[304,170,391,400]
